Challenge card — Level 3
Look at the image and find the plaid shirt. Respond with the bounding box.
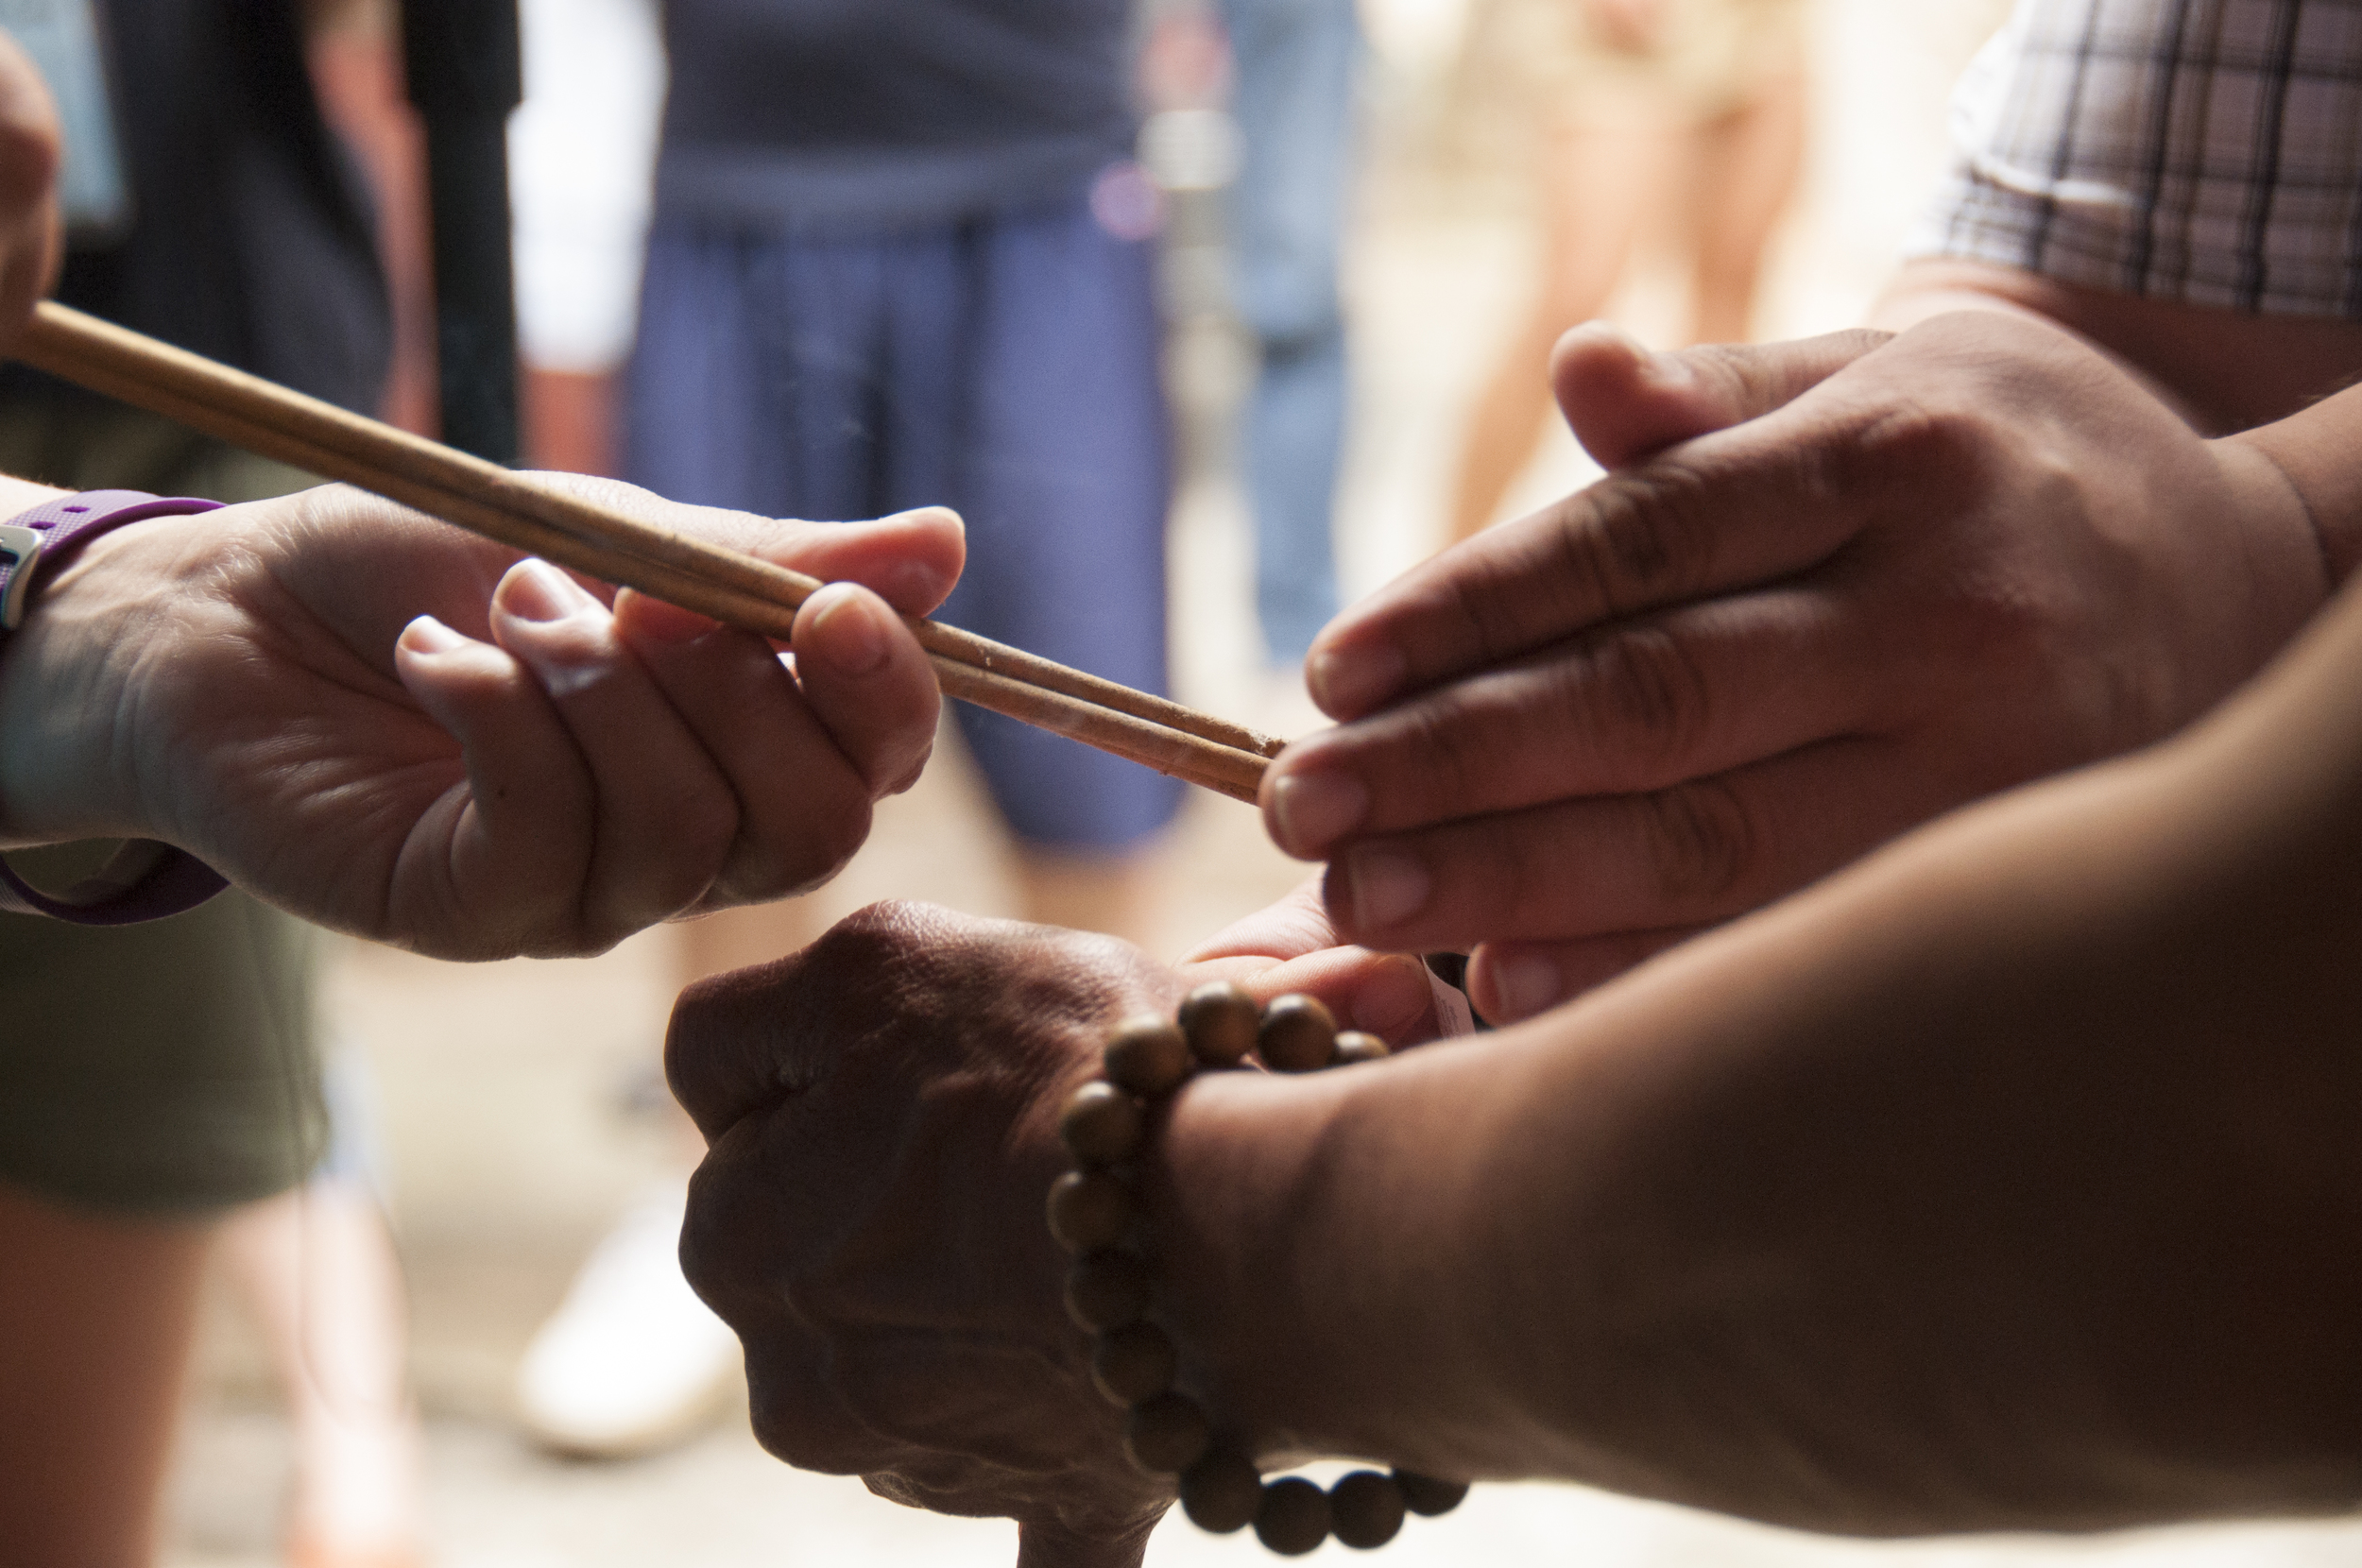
[1906,0,2362,316]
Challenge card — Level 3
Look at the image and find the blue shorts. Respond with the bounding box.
[626,196,1184,851]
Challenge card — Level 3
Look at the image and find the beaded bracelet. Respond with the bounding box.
[1048,980,1469,1555]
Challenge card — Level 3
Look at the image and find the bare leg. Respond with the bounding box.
[1684,63,1808,346]
[0,1181,210,1568]
[1446,106,1675,544]
[216,1181,422,1563]
[512,903,810,1459]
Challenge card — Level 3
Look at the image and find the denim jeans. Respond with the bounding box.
[1221,0,1361,666]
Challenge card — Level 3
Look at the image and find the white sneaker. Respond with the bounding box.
[514,1180,743,1458]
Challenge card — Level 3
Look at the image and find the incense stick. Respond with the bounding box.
[16,301,1282,803]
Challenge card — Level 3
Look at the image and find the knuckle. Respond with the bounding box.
[1422,566,1519,673]
[1687,341,1769,411]
[1559,464,1721,616]
[1384,694,1499,816]
[1839,394,1992,500]
[801,899,941,984]
[1635,776,1755,905]
[1560,622,1712,772]
[746,1371,879,1475]
[674,1175,737,1308]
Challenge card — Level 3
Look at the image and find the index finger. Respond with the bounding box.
[1302,372,1905,723]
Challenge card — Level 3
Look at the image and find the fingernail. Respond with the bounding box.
[398,614,467,656]
[1306,642,1404,719]
[498,558,594,623]
[1267,768,1367,855]
[882,559,951,609]
[1347,844,1429,929]
[1490,950,1563,1019]
[806,588,888,675]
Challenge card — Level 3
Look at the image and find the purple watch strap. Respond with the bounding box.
[0,489,231,925]
[0,841,231,925]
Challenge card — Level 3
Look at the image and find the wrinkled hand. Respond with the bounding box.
[1265,313,2331,1021]
[666,897,1442,1567]
[0,478,960,958]
[0,31,60,352]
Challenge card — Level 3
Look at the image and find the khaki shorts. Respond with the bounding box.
[1483,0,1809,125]
[0,396,327,1214]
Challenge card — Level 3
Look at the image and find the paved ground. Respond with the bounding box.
[161,5,2362,1564]
[164,1402,2362,1568]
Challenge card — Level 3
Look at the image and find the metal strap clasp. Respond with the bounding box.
[0,522,45,631]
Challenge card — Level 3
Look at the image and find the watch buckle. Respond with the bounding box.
[0,522,43,630]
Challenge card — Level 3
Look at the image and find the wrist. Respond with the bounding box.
[2225,381,2362,588]
[0,503,199,845]
[1156,1060,1481,1474]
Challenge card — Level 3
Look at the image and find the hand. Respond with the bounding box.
[670,903,1174,1568]
[1263,313,2332,1021]
[665,897,1448,1565]
[0,477,961,958]
[1175,876,1446,1042]
[0,31,61,351]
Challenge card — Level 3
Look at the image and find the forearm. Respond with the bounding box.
[1874,260,2362,437]
[1174,574,2362,1529]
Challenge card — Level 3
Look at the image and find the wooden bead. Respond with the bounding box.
[1059,1082,1144,1166]
[1332,1030,1389,1065]
[1104,1014,1192,1097]
[1063,1252,1151,1331]
[1124,1391,1211,1474]
[1253,1475,1332,1556]
[1178,980,1259,1066]
[1046,1170,1134,1253]
[1392,1470,1470,1516]
[1179,1450,1263,1534]
[1328,1470,1407,1549]
[1091,1321,1177,1406]
[1258,994,1337,1073]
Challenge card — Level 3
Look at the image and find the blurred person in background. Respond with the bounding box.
[0,5,432,1564]
[1218,0,1361,676]
[622,0,1183,946]
[1447,0,1807,540]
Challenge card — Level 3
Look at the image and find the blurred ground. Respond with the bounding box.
[163,2,2362,1564]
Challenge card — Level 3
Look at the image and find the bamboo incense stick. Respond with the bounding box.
[15,300,1279,803]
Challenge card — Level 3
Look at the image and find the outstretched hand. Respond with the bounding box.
[666,895,1446,1566]
[1265,313,2330,1020]
[0,477,961,958]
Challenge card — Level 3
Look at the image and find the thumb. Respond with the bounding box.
[1014,1515,1156,1568]
[1551,322,1891,469]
